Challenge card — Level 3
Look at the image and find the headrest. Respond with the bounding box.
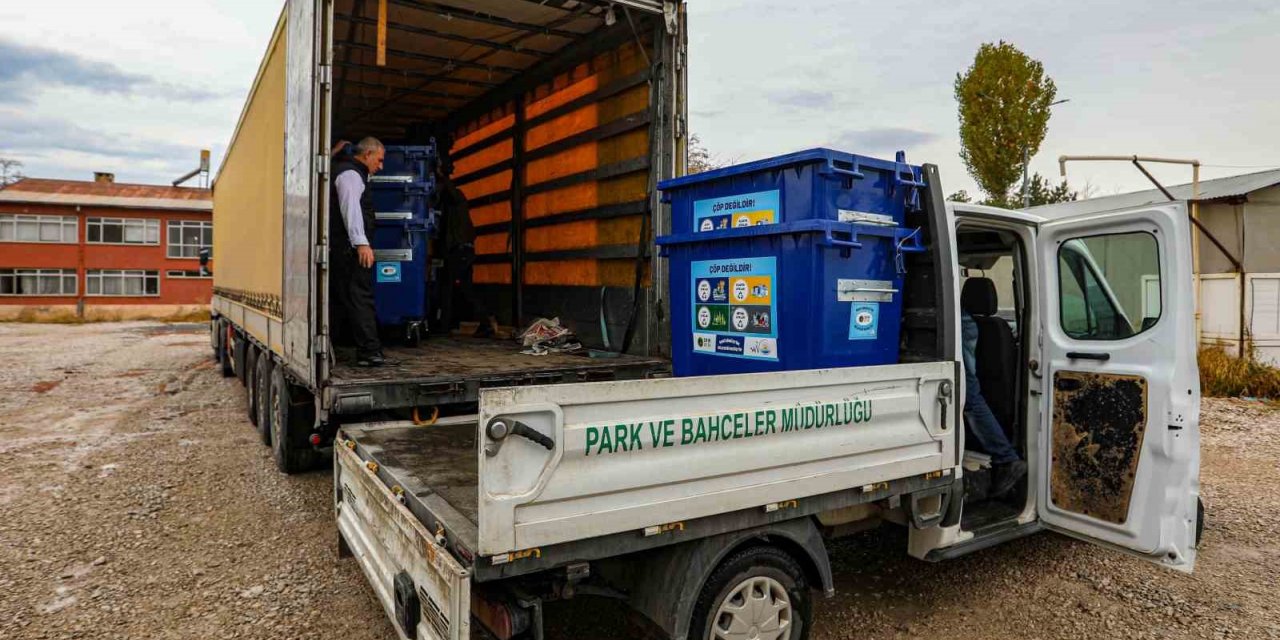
[961,277,998,316]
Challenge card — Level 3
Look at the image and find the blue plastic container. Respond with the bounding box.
[369,176,436,226]
[371,226,429,328]
[369,144,437,226]
[658,220,924,376]
[376,143,436,183]
[659,149,924,235]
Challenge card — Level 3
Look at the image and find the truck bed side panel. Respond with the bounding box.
[478,362,956,556]
[336,438,471,640]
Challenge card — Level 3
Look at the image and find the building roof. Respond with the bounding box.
[1024,167,1280,219]
[0,178,212,212]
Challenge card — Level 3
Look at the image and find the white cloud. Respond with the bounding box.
[0,0,280,184]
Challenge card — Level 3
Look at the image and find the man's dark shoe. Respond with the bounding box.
[356,353,400,367]
[990,459,1027,497]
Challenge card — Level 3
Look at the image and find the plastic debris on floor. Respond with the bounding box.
[518,317,582,356]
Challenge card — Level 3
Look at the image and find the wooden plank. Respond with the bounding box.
[376,0,387,66]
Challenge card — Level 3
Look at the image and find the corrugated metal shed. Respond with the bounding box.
[0,178,212,211]
[1024,167,1280,218]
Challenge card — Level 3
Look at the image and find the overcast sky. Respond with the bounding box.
[1,0,1276,197]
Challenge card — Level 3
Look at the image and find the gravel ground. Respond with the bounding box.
[1,322,1276,639]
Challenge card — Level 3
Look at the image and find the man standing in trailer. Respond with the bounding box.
[330,137,396,367]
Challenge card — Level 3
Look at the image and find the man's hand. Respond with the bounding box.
[356,245,375,269]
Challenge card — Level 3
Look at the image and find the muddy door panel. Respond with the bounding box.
[1037,203,1200,571]
[476,362,956,557]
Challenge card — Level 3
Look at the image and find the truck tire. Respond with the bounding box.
[270,367,318,474]
[245,345,260,426]
[219,323,235,378]
[233,334,249,387]
[689,546,811,640]
[255,354,274,446]
[210,319,221,359]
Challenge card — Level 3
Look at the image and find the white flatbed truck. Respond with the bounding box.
[206,2,1202,638]
[334,201,1203,640]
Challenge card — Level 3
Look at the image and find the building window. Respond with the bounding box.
[87,217,160,245]
[86,269,160,296]
[166,269,211,279]
[0,268,77,296]
[167,220,213,258]
[0,214,78,243]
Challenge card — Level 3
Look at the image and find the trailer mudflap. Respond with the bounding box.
[336,436,471,640]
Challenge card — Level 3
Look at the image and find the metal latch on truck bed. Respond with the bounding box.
[484,418,555,456]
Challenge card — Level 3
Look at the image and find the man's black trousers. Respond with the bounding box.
[332,248,381,359]
[439,244,480,332]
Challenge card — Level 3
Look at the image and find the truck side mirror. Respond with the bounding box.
[199,247,212,277]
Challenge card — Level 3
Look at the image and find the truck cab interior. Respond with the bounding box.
[321,0,678,408]
[956,225,1031,531]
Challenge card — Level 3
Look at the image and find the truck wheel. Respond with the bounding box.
[219,324,235,378]
[210,319,221,358]
[270,368,318,474]
[690,546,811,640]
[245,345,260,426]
[255,353,274,446]
[233,334,249,387]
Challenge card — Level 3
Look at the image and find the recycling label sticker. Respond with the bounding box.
[848,302,879,340]
[376,262,402,283]
[691,256,778,360]
[693,190,780,232]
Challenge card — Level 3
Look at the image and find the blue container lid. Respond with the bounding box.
[658,148,920,192]
[657,219,925,255]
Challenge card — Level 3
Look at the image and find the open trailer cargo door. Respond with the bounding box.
[282,0,333,387]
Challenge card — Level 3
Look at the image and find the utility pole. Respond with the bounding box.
[1021,146,1030,208]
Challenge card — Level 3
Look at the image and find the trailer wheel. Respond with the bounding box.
[245,345,260,427]
[689,546,811,640]
[219,323,235,378]
[210,318,221,359]
[270,368,318,474]
[255,353,274,446]
[233,334,249,387]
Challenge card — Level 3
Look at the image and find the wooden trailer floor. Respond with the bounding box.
[330,337,666,384]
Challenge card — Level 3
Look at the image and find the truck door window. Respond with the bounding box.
[1057,232,1160,340]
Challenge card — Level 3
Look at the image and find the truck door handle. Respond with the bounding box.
[1066,351,1110,361]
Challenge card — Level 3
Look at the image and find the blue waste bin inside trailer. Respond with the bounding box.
[371,226,429,329]
[369,143,437,226]
[369,176,436,226]
[660,148,925,235]
[375,143,436,184]
[658,220,924,377]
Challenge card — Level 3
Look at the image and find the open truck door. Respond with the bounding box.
[1037,202,1200,572]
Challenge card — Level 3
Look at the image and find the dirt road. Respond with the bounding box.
[1,322,1276,639]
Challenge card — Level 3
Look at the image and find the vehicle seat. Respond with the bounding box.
[961,277,1017,437]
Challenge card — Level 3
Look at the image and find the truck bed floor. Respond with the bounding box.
[342,422,481,546]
